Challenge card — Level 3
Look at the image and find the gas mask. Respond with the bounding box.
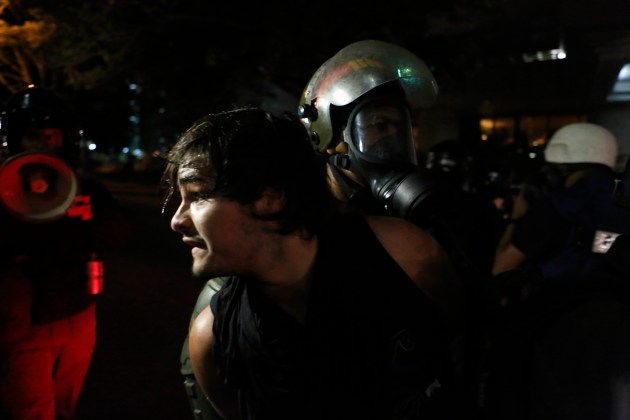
[540,163,572,191]
[332,94,439,223]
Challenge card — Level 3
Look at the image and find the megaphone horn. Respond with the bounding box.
[0,152,78,223]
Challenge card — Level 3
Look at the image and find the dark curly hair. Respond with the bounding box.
[163,107,338,236]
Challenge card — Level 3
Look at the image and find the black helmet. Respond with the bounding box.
[0,86,82,165]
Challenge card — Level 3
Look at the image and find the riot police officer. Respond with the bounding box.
[484,126,630,420]
[493,122,630,280]
[296,39,488,418]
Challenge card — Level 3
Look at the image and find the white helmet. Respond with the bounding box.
[544,122,618,169]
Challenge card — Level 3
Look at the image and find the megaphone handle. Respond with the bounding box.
[86,252,104,295]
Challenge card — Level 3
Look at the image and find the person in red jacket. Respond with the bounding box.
[0,86,133,420]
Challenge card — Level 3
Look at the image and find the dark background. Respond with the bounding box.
[75,176,202,419]
[3,0,630,155]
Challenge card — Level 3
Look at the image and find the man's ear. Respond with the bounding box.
[253,187,286,216]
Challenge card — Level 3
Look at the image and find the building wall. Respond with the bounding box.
[591,105,630,172]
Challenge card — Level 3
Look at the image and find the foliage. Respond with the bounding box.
[0,0,57,92]
[45,2,139,91]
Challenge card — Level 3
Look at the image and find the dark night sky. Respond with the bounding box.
[10,0,629,153]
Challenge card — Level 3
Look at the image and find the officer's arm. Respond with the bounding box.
[367,216,465,330]
[492,189,529,275]
[189,306,238,420]
[492,239,527,275]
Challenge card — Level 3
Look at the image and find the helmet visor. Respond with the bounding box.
[350,99,417,166]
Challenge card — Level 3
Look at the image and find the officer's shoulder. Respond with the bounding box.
[366,215,441,257]
[366,215,429,235]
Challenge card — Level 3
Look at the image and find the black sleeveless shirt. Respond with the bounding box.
[210,212,453,419]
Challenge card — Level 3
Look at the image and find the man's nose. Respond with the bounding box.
[170,201,190,232]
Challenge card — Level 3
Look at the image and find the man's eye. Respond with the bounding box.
[365,117,391,131]
[180,188,212,202]
[375,121,390,131]
[191,191,212,201]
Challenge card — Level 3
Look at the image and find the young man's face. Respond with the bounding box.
[170,165,266,279]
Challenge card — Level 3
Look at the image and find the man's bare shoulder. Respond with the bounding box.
[189,306,215,354]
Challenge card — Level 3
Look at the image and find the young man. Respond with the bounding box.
[164,107,464,419]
